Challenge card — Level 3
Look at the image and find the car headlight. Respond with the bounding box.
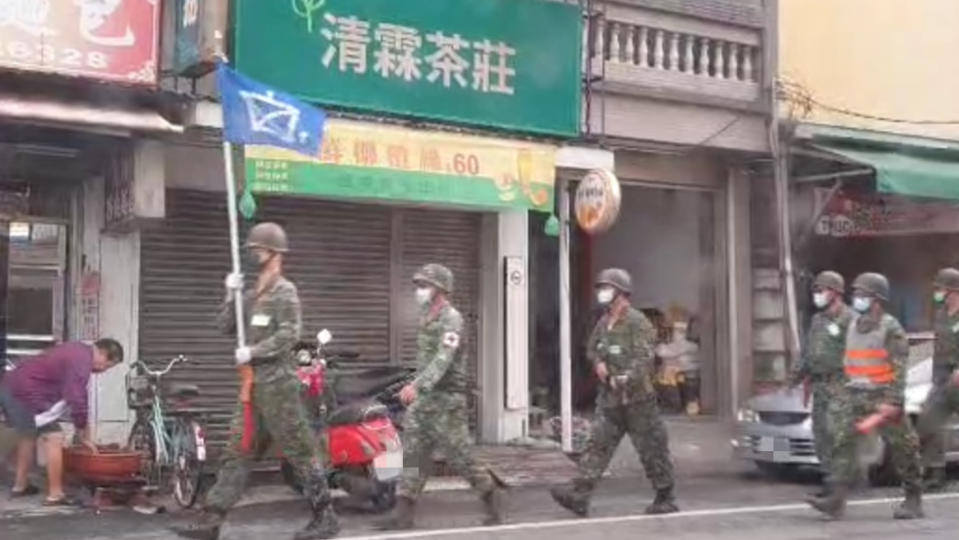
[737,407,758,423]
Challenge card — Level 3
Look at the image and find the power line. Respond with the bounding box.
[778,79,959,126]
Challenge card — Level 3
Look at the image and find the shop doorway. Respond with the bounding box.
[1,220,68,365]
[586,184,721,415]
[531,183,724,418]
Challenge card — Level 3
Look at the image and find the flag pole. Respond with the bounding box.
[223,139,256,452]
[222,141,246,347]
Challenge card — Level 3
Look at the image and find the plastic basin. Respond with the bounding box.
[64,445,142,483]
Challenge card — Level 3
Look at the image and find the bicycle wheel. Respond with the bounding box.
[171,418,204,509]
[128,417,160,486]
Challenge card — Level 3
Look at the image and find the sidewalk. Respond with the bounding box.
[1,416,738,520]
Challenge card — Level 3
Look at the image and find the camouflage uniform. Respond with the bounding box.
[204,277,333,516]
[791,304,854,470]
[379,264,501,530]
[917,307,959,472]
[826,312,921,505]
[567,308,674,504]
[397,301,494,499]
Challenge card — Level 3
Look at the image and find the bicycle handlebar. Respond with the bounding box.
[131,355,188,378]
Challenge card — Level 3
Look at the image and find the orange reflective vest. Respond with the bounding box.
[844,315,897,388]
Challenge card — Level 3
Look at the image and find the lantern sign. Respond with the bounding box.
[574,169,621,234]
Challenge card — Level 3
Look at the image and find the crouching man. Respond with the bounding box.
[0,339,123,505]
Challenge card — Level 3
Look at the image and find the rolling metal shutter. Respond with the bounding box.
[140,191,482,452]
[396,209,482,425]
[140,190,393,454]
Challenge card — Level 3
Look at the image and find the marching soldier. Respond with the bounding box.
[172,223,339,540]
[790,271,854,491]
[551,269,678,517]
[807,272,923,520]
[916,267,959,491]
[377,264,504,530]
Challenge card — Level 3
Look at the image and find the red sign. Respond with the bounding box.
[814,188,959,237]
[0,0,160,85]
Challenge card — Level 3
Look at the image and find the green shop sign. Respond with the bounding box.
[232,0,582,137]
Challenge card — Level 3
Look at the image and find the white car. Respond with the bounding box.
[732,357,959,484]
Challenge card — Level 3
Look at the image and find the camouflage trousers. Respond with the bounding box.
[398,393,493,500]
[810,378,845,471]
[917,367,959,469]
[826,389,921,492]
[205,375,330,513]
[576,397,674,490]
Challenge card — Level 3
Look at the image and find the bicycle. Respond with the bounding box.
[126,355,208,508]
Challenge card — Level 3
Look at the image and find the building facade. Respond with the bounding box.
[756,0,959,383]
[2,0,779,454]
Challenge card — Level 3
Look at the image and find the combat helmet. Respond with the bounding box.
[851,272,890,301]
[596,268,632,295]
[933,267,959,291]
[413,263,454,293]
[813,271,845,293]
[246,222,289,253]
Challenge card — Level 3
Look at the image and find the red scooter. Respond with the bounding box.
[281,330,412,512]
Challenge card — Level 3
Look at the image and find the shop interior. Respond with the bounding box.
[530,182,723,426]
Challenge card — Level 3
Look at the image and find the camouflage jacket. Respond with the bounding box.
[791,304,854,384]
[934,306,959,379]
[587,306,657,408]
[217,276,302,384]
[412,301,467,397]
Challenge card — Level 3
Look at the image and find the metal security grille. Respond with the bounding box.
[140,190,482,453]
[396,208,482,425]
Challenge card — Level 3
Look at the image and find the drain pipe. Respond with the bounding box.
[765,0,801,372]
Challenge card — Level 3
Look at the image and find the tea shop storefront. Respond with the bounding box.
[139,119,558,450]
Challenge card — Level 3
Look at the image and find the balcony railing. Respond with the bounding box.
[588,9,763,104]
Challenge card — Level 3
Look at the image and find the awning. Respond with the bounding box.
[812,141,959,200]
[0,92,183,134]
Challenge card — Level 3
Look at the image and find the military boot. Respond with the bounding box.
[294,505,340,540]
[923,467,948,492]
[481,487,505,525]
[645,486,680,515]
[374,496,416,530]
[169,510,226,540]
[893,489,924,520]
[550,479,592,517]
[805,483,847,520]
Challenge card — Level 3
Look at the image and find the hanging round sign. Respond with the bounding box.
[574,168,621,234]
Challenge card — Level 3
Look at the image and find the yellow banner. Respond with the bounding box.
[246,119,557,210]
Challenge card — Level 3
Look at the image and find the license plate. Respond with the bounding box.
[373,450,403,481]
[758,436,775,453]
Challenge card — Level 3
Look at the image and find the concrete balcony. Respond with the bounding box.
[586,0,771,153]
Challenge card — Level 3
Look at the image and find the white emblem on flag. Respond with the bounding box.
[238,90,307,145]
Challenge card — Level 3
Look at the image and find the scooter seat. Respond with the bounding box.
[327,402,389,427]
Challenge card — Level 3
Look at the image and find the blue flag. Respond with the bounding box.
[216,62,326,157]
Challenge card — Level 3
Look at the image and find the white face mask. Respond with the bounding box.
[812,292,830,309]
[852,296,872,313]
[597,287,616,306]
[934,290,947,304]
[415,287,433,306]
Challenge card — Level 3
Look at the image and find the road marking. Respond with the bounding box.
[343,492,959,539]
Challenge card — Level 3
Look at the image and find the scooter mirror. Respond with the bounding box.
[317,329,332,345]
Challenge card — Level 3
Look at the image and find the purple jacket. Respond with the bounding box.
[5,342,93,429]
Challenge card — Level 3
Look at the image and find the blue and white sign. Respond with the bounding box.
[216,62,326,157]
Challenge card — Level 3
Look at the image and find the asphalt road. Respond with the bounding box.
[6,469,959,540]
